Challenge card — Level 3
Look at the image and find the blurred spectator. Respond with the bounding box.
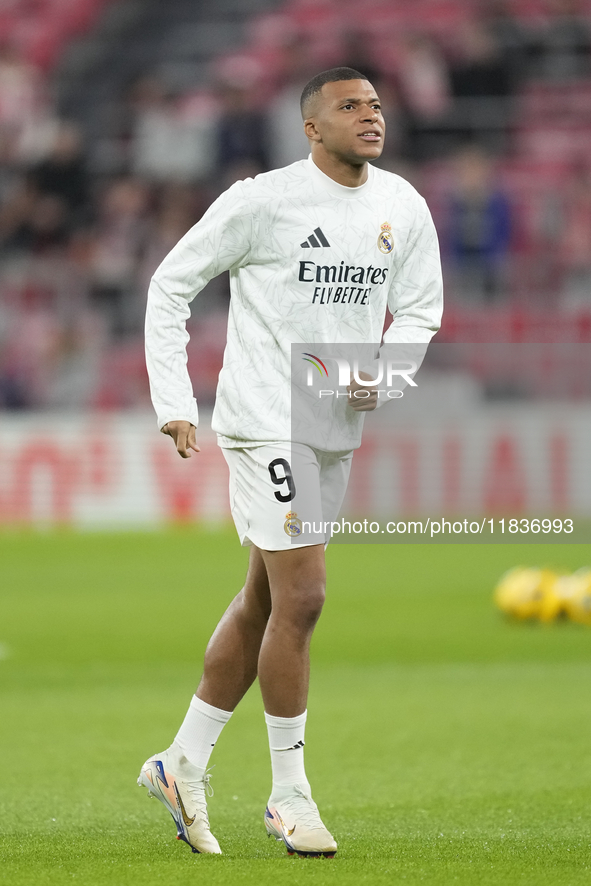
[532,0,591,80]
[0,176,69,255]
[558,166,591,308]
[266,38,316,169]
[451,21,513,99]
[23,193,70,253]
[0,128,19,204]
[89,177,149,338]
[446,145,512,302]
[339,32,380,88]
[17,110,61,166]
[139,184,198,293]
[0,175,36,253]
[398,34,451,120]
[483,0,536,88]
[45,312,105,409]
[215,82,269,181]
[0,298,61,409]
[28,121,88,216]
[0,294,30,408]
[0,368,30,409]
[0,42,45,150]
[130,77,217,184]
[1,120,87,259]
[396,33,452,161]
[449,21,514,149]
[266,78,310,168]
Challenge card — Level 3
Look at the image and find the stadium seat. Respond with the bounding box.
[0,0,113,70]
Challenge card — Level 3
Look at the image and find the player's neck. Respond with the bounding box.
[311,150,369,188]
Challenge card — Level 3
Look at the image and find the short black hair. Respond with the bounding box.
[300,67,369,118]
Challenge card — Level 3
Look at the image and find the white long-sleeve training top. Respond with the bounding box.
[145,156,443,450]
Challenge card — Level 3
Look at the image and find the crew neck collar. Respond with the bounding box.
[307,155,373,199]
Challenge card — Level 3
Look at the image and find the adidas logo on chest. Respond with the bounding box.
[300,227,331,249]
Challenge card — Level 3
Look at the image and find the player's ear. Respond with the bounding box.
[304,118,321,142]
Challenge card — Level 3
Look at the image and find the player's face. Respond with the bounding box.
[305,80,385,165]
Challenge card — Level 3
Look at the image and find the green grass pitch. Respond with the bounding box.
[1,529,591,885]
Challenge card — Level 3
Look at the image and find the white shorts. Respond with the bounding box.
[221,442,354,550]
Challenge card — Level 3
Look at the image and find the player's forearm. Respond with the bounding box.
[145,276,199,430]
[384,205,443,344]
[383,281,443,344]
[383,309,442,343]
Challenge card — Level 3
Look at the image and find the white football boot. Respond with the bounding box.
[265,784,337,857]
[138,744,221,854]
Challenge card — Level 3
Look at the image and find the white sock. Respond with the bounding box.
[265,710,309,794]
[174,695,232,770]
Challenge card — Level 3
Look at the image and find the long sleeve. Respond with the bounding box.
[145,181,253,430]
[358,195,442,407]
[383,196,443,345]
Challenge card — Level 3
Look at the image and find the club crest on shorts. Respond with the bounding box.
[284,511,303,537]
[377,222,394,254]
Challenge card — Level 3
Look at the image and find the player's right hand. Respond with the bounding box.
[161,421,200,458]
[347,372,379,411]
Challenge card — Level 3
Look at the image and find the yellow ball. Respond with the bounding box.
[559,569,591,625]
[493,567,563,622]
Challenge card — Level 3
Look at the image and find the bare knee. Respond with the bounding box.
[300,583,326,630]
[275,576,326,633]
[259,543,326,634]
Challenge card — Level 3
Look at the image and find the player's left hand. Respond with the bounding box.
[347,372,378,411]
[161,420,200,458]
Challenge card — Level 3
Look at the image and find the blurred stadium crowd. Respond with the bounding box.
[1,0,591,412]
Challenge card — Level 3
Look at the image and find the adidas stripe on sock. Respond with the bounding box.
[265,710,309,792]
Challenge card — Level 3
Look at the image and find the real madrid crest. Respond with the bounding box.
[284,511,303,537]
[377,222,394,254]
